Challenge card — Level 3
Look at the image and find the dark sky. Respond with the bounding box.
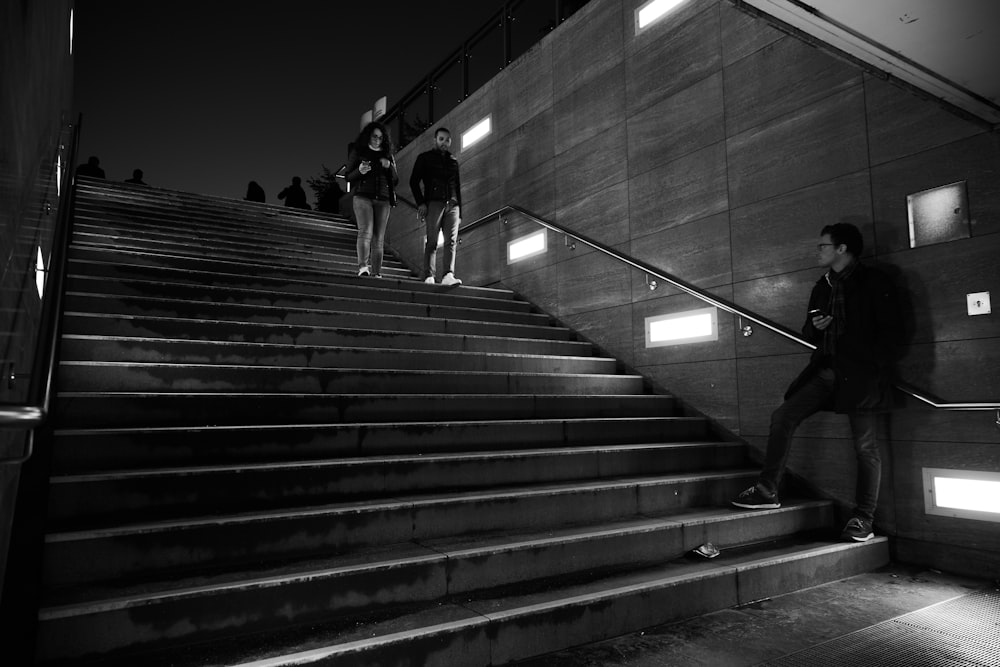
[72,1,505,203]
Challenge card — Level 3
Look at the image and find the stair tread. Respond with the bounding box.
[50,441,726,482]
[40,502,832,615]
[45,469,757,541]
[54,534,884,667]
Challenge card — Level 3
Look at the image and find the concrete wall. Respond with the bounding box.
[0,0,75,596]
[389,0,1000,576]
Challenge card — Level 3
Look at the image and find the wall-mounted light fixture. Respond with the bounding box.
[462,115,492,152]
[635,0,689,33]
[906,181,970,248]
[69,9,74,54]
[36,247,47,298]
[507,229,546,264]
[645,307,718,347]
[923,467,1000,523]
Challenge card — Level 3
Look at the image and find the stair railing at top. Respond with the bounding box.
[395,195,1000,422]
[0,116,82,463]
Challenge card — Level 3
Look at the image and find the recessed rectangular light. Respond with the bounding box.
[646,308,718,347]
[462,115,492,151]
[636,0,688,32]
[507,230,546,263]
[923,468,1000,523]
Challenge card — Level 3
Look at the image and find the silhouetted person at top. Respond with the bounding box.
[245,180,266,203]
[76,156,105,179]
[124,169,148,185]
[278,176,310,210]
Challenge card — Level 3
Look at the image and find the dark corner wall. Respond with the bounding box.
[0,0,75,592]
[389,0,1000,576]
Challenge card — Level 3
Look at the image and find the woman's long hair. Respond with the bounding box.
[355,121,394,155]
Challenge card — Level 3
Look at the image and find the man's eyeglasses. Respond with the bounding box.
[817,243,835,250]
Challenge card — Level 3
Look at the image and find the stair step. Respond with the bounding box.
[37,534,887,665]
[61,313,584,353]
[59,336,615,374]
[68,245,413,280]
[55,392,677,427]
[41,471,757,586]
[64,293,562,339]
[65,269,531,311]
[50,418,712,472]
[64,286,549,326]
[48,441,741,523]
[36,504,832,662]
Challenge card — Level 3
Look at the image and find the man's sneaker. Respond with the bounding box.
[731,484,780,509]
[357,267,370,277]
[441,272,462,286]
[841,517,874,542]
[423,276,436,284]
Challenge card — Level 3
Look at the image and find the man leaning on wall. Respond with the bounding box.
[732,222,902,543]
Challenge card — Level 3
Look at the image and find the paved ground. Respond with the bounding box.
[514,563,996,666]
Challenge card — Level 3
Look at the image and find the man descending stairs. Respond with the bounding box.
[31,177,887,665]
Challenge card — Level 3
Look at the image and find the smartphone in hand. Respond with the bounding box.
[809,308,827,318]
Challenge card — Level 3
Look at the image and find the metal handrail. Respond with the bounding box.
[0,115,82,462]
[453,203,1000,414]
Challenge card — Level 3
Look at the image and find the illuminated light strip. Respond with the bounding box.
[636,0,688,31]
[645,308,718,347]
[461,116,492,151]
[923,468,1000,523]
[507,230,546,263]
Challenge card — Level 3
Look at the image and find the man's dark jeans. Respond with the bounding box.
[760,367,880,522]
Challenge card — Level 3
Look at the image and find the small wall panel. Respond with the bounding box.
[555,123,628,211]
[561,302,636,368]
[864,75,986,167]
[499,109,555,181]
[726,83,868,208]
[732,268,820,359]
[880,235,1000,345]
[504,159,556,219]
[495,40,554,132]
[629,211,733,302]
[556,246,633,317]
[625,2,722,118]
[730,170,874,283]
[719,1,783,67]
[551,0,625,102]
[553,63,627,156]
[869,132,1000,255]
[628,141,728,238]
[555,180,630,260]
[626,71,725,178]
[897,339,1000,404]
[636,358,740,432]
[723,36,861,137]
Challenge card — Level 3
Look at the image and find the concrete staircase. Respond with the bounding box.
[35,178,888,665]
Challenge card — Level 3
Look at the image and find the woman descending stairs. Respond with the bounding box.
[33,178,887,665]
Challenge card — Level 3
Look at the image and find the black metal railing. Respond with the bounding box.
[0,115,82,462]
[383,0,590,149]
[448,202,1000,419]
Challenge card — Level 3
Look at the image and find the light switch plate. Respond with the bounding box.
[967,291,991,316]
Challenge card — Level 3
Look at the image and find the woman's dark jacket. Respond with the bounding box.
[785,261,902,413]
[408,149,461,206]
[346,145,399,203]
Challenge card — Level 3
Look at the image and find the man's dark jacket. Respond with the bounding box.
[409,149,461,206]
[786,261,902,413]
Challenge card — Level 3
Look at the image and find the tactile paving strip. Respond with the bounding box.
[759,589,1000,667]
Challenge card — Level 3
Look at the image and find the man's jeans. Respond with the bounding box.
[353,196,391,274]
[760,367,881,522]
[422,201,460,279]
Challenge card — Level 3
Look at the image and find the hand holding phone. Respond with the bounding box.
[808,308,826,318]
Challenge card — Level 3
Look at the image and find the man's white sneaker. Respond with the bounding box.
[357,267,370,277]
[441,272,462,286]
[423,276,436,284]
